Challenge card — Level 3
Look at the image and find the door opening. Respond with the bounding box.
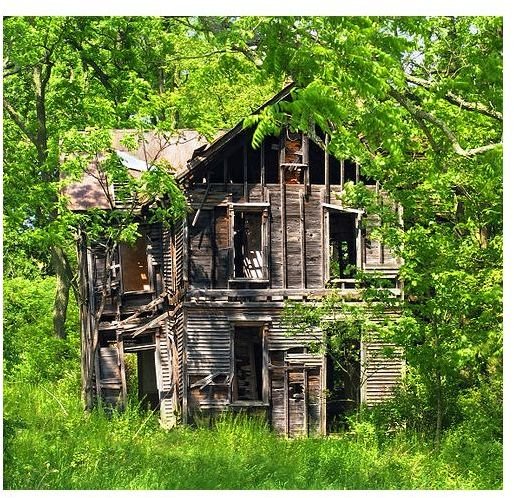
[125,349,159,410]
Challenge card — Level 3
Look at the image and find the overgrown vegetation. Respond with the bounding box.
[3,278,502,489]
[3,15,503,490]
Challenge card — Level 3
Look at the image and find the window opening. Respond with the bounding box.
[285,131,303,163]
[234,210,264,278]
[246,146,261,183]
[227,146,244,183]
[309,139,325,184]
[264,137,279,183]
[329,211,357,279]
[343,160,358,183]
[233,326,263,401]
[119,236,150,291]
[329,155,341,185]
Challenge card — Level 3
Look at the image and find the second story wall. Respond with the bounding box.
[184,129,401,292]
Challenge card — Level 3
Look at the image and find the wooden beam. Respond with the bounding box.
[183,219,189,285]
[262,324,270,404]
[182,307,189,425]
[210,209,216,289]
[117,333,127,409]
[243,143,248,202]
[302,133,310,196]
[324,134,330,203]
[231,202,270,209]
[117,293,165,325]
[321,356,327,436]
[185,287,395,299]
[132,311,169,337]
[284,367,289,437]
[321,203,365,215]
[303,368,308,436]
[299,191,306,289]
[356,213,363,271]
[280,166,287,288]
[260,143,265,200]
[191,175,211,227]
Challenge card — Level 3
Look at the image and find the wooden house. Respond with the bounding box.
[67,87,403,436]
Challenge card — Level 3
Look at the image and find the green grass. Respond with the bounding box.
[2,277,502,490]
[4,380,502,490]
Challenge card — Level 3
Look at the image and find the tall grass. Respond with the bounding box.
[3,277,502,490]
[4,380,502,490]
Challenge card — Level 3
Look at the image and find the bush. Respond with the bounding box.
[3,277,80,383]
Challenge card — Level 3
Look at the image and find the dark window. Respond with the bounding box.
[233,326,263,401]
[343,160,358,183]
[264,137,279,183]
[247,145,261,183]
[119,237,151,291]
[309,139,325,184]
[329,212,357,279]
[227,146,244,183]
[329,156,341,185]
[234,210,264,279]
[209,160,225,183]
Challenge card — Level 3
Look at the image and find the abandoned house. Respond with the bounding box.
[66,86,404,436]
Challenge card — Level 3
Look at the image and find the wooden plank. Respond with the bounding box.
[260,143,265,198]
[132,311,169,337]
[356,213,363,270]
[118,294,165,325]
[186,288,379,298]
[324,134,330,203]
[299,191,306,289]
[284,366,289,437]
[182,307,189,424]
[280,165,287,288]
[321,355,327,435]
[321,203,365,214]
[243,143,248,202]
[118,334,127,408]
[262,324,270,404]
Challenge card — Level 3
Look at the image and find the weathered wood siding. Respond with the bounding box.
[187,182,398,290]
[183,303,324,434]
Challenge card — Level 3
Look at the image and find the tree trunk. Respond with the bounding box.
[50,245,75,339]
[435,367,442,451]
[434,326,442,451]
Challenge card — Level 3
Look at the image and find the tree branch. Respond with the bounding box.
[3,96,38,149]
[405,74,503,122]
[389,87,502,158]
[391,89,442,154]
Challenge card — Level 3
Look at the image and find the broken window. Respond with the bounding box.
[233,208,267,279]
[233,326,263,402]
[119,236,151,292]
[328,211,358,279]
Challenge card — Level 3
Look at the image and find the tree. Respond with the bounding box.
[230,16,502,442]
[3,16,278,338]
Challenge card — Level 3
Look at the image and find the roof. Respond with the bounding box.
[177,82,294,182]
[64,129,207,211]
[65,84,295,211]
